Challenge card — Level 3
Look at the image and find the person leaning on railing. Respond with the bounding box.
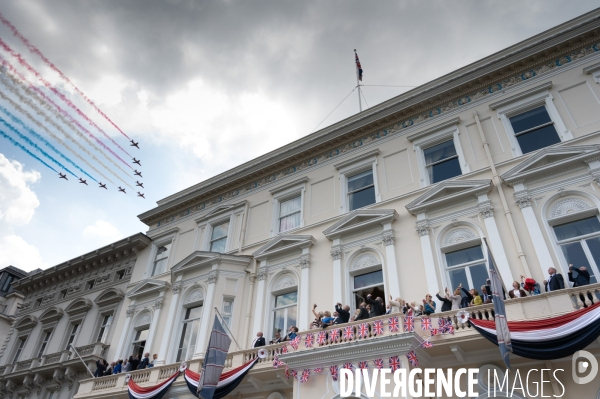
[446,288,462,310]
[423,294,436,315]
[388,295,405,314]
[508,281,528,298]
[436,290,452,312]
[568,264,594,307]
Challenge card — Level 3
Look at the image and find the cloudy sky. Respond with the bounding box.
[0,0,598,272]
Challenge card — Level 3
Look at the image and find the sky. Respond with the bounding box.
[0,0,598,272]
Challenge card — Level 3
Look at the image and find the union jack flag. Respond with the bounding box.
[372,320,384,336]
[431,328,440,336]
[314,367,324,374]
[280,344,289,354]
[330,365,339,381]
[300,369,310,383]
[373,358,384,370]
[421,339,433,349]
[402,316,414,332]
[388,316,400,333]
[305,333,314,348]
[317,331,327,345]
[445,325,455,335]
[389,356,401,372]
[291,370,298,380]
[343,326,354,341]
[273,355,282,369]
[406,350,419,367]
[290,336,300,350]
[421,317,432,331]
[357,323,369,338]
[330,328,341,343]
[438,318,447,328]
[285,367,290,379]
[358,361,369,370]
[342,362,353,371]
[355,50,363,81]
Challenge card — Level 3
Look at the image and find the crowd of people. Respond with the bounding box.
[93,352,158,377]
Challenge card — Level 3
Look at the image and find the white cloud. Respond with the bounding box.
[0,153,46,271]
[83,220,122,242]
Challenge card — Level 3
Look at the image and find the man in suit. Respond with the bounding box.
[137,353,150,369]
[569,264,594,307]
[365,294,384,318]
[480,286,493,304]
[251,332,266,348]
[335,303,351,323]
[544,267,565,292]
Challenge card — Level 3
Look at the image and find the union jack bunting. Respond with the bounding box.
[290,370,298,380]
[406,307,413,317]
[372,320,384,336]
[357,323,369,338]
[285,367,290,379]
[431,328,440,336]
[421,339,433,349]
[342,362,354,371]
[406,350,419,367]
[389,316,400,333]
[300,369,310,383]
[317,331,327,345]
[330,328,341,343]
[373,358,384,370]
[290,336,301,350]
[305,333,314,348]
[445,325,455,335]
[402,316,414,332]
[329,365,339,381]
[313,367,324,374]
[343,326,354,341]
[280,344,289,354]
[421,317,432,331]
[358,361,369,370]
[389,356,402,372]
[438,318,446,328]
[273,356,281,369]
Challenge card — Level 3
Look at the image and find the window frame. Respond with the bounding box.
[171,289,204,364]
[270,286,298,338]
[269,177,307,236]
[1,274,15,292]
[221,296,235,328]
[64,321,81,351]
[12,335,28,363]
[440,237,489,292]
[175,304,203,362]
[334,149,381,214]
[144,233,177,278]
[95,310,115,344]
[36,329,53,358]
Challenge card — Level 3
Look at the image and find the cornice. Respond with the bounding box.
[406,117,461,142]
[268,177,309,195]
[488,81,553,109]
[583,60,600,74]
[333,149,380,170]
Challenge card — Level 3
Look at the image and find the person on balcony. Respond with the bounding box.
[436,290,452,312]
[284,326,298,341]
[138,353,150,369]
[365,294,384,317]
[251,332,266,348]
[94,359,106,377]
[423,294,436,315]
[469,289,483,307]
[569,264,594,307]
[113,359,122,374]
[446,288,462,310]
[104,361,114,376]
[520,275,541,295]
[335,303,351,323]
[458,283,473,308]
[388,295,405,314]
[544,267,565,292]
[353,303,369,321]
[311,304,324,329]
[128,354,140,371]
[269,331,282,344]
[508,281,528,298]
[481,286,493,303]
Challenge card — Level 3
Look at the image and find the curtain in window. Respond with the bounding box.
[279,196,301,232]
[423,140,456,165]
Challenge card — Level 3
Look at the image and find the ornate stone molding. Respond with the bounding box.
[172,285,182,295]
[33,376,45,395]
[256,271,267,281]
[478,201,494,219]
[126,308,136,318]
[415,223,430,237]
[153,298,164,310]
[330,247,342,260]
[207,271,219,285]
[516,195,532,209]
[382,232,395,246]
[299,256,310,269]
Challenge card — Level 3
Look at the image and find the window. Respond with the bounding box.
[508,106,561,154]
[347,170,376,211]
[37,331,52,358]
[176,306,202,362]
[553,216,600,284]
[13,338,26,363]
[445,245,489,293]
[272,291,297,337]
[152,243,172,276]
[86,280,95,290]
[352,270,385,310]
[221,297,234,327]
[210,222,229,253]
[1,274,15,292]
[65,323,80,350]
[132,328,149,359]
[96,314,113,343]
[60,290,67,299]
[278,196,302,233]
[116,270,126,280]
[423,140,462,184]
[35,298,43,307]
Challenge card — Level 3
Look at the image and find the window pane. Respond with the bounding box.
[280,196,301,216]
[509,106,552,133]
[353,270,383,289]
[273,309,285,335]
[423,140,457,165]
[349,186,375,211]
[347,170,374,192]
[449,268,469,295]
[583,237,600,284]
[211,223,229,240]
[515,124,560,154]
[135,328,149,342]
[185,305,203,320]
[279,211,301,232]
[468,264,489,290]
[554,217,600,241]
[155,243,171,260]
[428,157,462,184]
[210,237,227,253]
[560,241,592,275]
[152,258,168,276]
[275,291,297,308]
[176,322,190,362]
[286,306,297,330]
[445,245,484,267]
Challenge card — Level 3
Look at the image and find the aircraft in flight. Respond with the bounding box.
[118,187,126,194]
[133,158,141,166]
[130,140,139,149]
[99,183,107,190]
[137,192,145,199]
[58,173,68,180]
[79,178,88,185]
[136,181,144,188]
[134,170,143,177]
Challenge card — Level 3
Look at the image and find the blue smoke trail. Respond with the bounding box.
[0,128,57,172]
[0,105,96,181]
[0,115,77,177]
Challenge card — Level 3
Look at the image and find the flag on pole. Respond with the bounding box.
[197,316,232,399]
[354,50,363,81]
[486,240,513,368]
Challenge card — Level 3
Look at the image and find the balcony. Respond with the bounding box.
[72,283,599,398]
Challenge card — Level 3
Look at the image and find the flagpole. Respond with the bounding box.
[213,307,242,351]
[354,49,362,112]
[70,345,95,378]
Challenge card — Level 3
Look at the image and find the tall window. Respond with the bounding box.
[279,196,301,232]
[13,338,26,363]
[221,298,234,327]
[210,222,229,253]
[96,314,113,343]
[423,140,461,184]
[508,106,560,154]
[352,270,385,310]
[132,328,149,359]
[37,331,52,358]
[272,291,297,337]
[446,245,489,292]
[1,274,15,292]
[65,323,80,350]
[347,170,375,211]
[152,243,172,276]
[553,216,600,284]
[176,306,202,362]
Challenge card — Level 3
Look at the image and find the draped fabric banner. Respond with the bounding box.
[184,358,258,399]
[127,370,180,399]
[470,301,600,360]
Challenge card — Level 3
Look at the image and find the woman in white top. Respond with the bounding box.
[388,295,404,314]
[446,287,462,310]
[509,281,527,299]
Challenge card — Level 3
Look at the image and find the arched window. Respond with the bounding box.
[548,197,600,283]
[441,227,489,291]
[271,274,297,337]
[176,288,204,362]
[131,312,151,359]
[349,252,385,310]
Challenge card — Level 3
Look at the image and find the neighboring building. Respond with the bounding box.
[0,266,29,357]
[0,234,150,398]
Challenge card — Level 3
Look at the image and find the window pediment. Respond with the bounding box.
[406,180,492,215]
[39,307,64,324]
[64,298,93,316]
[195,201,247,223]
[501,145,600,186]
[323,209,397,240]
[15,315,38,330]
[94,288,125,307]
[253,235,315,261]
[126,279,171,299]
[170,251,252,276]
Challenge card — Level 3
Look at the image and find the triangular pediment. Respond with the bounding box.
[254,235,315,260]
[195,201,247,223]
[323,209,397,240]
[501,145,600,186]
[170,251,252,277]
[126,279,171,299]
[406,180,492,215]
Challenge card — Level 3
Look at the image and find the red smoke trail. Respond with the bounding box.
[0,37,132,158]
[0,57,132,171]
[0,12,130,139]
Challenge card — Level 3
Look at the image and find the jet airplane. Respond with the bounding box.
[58,173,68,180]
[137,192,145,199]
[79,178,88,185]
[136,181,144,188]
[99,183,107,190]
[118,187,126,193]
[130,140,139,149]
[134,170,143,177]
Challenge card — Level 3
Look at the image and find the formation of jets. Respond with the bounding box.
[56,139,145,197]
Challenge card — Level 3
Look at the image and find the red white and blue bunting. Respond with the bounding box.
[184,358,258,399]
[126,366,183,399]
